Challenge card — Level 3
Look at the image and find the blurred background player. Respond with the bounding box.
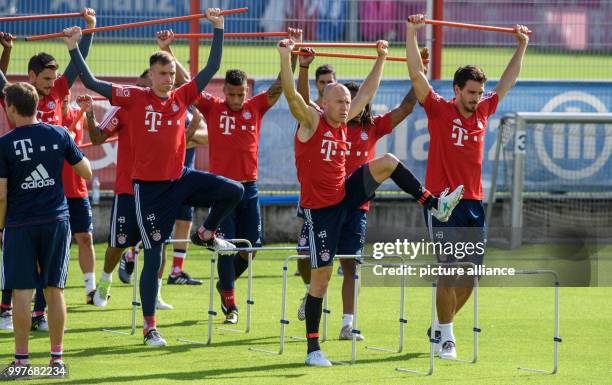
[189,27,302,324]
[0,8,97,126]
[0,82,92,376]
[61,91,97,303]
[406,14,529,360]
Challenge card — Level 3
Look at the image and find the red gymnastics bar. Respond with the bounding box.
[292,50,407,63]
[425,19,532,34]
[294,42,378,48]
[0,12,83,22]
[25,7,248,41]
[175,31,288,39]
[79,136,118,149]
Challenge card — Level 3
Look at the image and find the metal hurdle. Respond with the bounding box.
[514,269,561,375]
[248,254,409,365]
[287,254,407,351]
[174,242,310,345]
[395,262,479,375]
[101,241,143,336]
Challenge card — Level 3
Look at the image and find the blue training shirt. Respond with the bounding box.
[0,123,84,227]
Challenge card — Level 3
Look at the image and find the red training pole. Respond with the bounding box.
[25,7,248,41]
[175,31,288,39]
[292,50,407,62]
[0,12,83,22]
[425,19,532,34]
[293,42,378,48]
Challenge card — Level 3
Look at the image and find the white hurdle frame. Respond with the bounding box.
[248,254,409,365]
[287,255,408,353]
[515,269,561,375]
[101,241,142,336]
[395,262,479,375]
[173,242,310,345]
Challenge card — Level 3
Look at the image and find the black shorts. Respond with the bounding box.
[67,197,93,234]
[108,194,140,248]
[1,220,71,290]
[302,164,378,269]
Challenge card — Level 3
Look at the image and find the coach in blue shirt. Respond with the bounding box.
[0,82,91,373]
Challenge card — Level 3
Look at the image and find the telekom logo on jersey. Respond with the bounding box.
[145,111,163,132]
[451,119,480,147]
[219,113,256,135]
[14,139,33,161]
[144,110,181,133]
[321,139,339,161]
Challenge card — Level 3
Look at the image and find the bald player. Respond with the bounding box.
[278,38,464,366]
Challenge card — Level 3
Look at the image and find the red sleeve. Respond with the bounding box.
[420,88,446,118]
[111,85,145,108]
[373,112,393,139]
[98,106,123,135]
[478,92,499,117]
[194,92,222,116]
[251,91,271,115]
[51,76,70,101]
[175,79,200,107]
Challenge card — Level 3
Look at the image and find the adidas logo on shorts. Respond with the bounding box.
[21,164,55,190]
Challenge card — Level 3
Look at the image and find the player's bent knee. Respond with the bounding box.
[381,153,400,170]
[228,180,245,201]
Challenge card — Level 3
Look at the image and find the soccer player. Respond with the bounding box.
[190,27,302,324]
[405,14,529,359]
[0,8,95,330]
[152,29,206,286]
[60,91,97,303]
[64,8,244,346]
[294,57,336,286]
[0,82,92,376]
[294,48,430,340]
[88,70,204,308]
[0,8,96,127]
[278,38,463,366]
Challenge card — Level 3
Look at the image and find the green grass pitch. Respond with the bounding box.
[1,243,610,384]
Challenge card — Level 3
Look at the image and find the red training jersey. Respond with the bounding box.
[99,106,134,195]
[295,112,348,209]
[61,106,88,198]
[195,91,270,181]
[421,89,499,200]
[110,80,199,181]
[345,112,393,211]
[37,75,70,126]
